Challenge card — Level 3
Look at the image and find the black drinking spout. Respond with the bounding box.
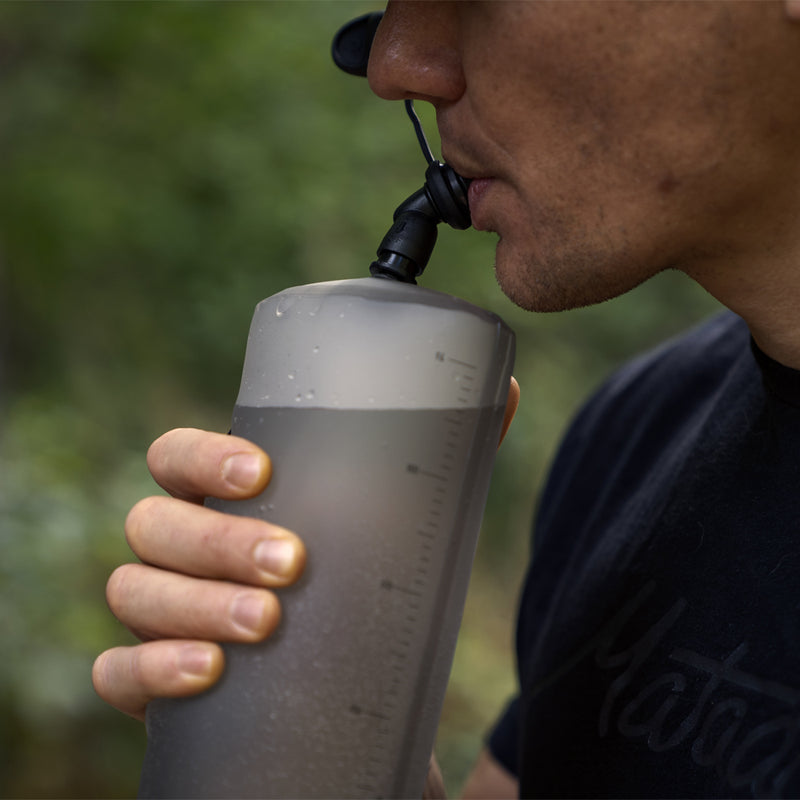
[369,163,472,284]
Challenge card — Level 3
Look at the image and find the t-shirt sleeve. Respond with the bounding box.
[486,696,521,779]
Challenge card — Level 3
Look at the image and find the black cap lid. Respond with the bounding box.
[331,12,384,77]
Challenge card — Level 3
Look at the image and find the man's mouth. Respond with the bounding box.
[466,177,495,232]
[440,142,498,231]
[442,142,494,231]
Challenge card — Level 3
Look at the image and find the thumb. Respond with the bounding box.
[498,376,520,447]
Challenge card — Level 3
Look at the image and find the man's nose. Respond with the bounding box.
[367,1,465,105]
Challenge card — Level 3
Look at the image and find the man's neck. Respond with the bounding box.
[690,254,800,371]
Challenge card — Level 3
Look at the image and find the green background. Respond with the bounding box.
[0,2,721,796]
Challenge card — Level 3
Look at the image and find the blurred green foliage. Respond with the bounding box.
[0,2,721,796]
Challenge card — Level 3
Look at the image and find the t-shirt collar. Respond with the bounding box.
[750,336,800,408]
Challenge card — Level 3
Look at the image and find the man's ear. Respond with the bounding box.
[786,1,800,21]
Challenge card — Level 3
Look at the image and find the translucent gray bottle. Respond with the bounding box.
[139,278,515,799]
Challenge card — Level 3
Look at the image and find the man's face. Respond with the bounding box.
[368,1,800,312]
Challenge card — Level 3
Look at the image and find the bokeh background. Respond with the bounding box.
[0,2,722,796]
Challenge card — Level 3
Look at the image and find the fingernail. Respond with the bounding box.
[178,645,214,677]
[230,592,268,634]
[254,538,297,579]
[221,453,262,489]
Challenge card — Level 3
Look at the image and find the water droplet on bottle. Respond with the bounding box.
[305,298,323,317]
[305,389,315,400]
[312,345,320,354]
[288,371,296,380]
[295,393,302,402]
[276,296,296,317]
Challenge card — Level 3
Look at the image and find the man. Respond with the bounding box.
[93,2,800,796]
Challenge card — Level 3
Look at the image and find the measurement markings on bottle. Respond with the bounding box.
[358,401,473,798]
[446,357,477,370]
[406,464,447,481]
[380,579,421,597]
[349,704,390,721]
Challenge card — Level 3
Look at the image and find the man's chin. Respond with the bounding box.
[493,240,649,314]
[495,278,587,314]
[493,249,582,313]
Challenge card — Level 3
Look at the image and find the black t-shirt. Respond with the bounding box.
[489,312,800,798]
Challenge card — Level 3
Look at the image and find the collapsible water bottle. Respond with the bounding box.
[138,277,515,798]
[140,22,515,790]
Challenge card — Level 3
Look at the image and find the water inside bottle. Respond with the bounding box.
[140,401,505,799]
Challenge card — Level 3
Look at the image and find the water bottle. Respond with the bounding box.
[139,276,515,798]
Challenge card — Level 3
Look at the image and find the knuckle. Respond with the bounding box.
[92,648,148,721]
[105,564,126,602]
[146,428,199,493]
[124,496,162,548]
[145,430,178,471]
[129,645,148,690]
[190,514,230,568]
[205,512,257,561]
[91,652,111,699]
[208,511,238,547]
[105,563,140,615]
[145,438,166,481]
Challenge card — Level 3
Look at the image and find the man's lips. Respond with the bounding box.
[467,177,495,232]
[441,142,497,230]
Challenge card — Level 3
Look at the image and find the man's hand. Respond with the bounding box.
[92,378,517,725]
[91,428,306,721]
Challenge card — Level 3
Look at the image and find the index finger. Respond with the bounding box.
[147,428,271,503]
